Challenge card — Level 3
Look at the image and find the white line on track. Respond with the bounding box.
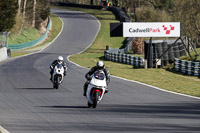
[0,126,10,133]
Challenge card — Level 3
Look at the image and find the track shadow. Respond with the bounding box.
[15,87,55,90]
[54,11,115,21]
[38,105,88,109]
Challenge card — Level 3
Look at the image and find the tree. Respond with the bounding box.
[172,0,200,45]
[147,0,174,12]
[35,0,50,31]
[17,0,22,15]
[15,0,50,31]
[0,0,18,32]
[32,0,36,27]
[20,0,27,32]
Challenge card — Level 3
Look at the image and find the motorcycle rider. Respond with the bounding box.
[83,61,110,96]
[50,56,67,81]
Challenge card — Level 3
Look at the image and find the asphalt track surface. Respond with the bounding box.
[0,9,200,133]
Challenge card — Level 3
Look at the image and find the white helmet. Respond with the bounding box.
[96,61,104,69]
[57,56,64,64]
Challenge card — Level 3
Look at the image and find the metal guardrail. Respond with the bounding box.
[174,58,200,76]
[8,16,51,50]
[104,50,144,68]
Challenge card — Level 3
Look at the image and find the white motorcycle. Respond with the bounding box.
[51,64,65,89]
[86,70,107,108]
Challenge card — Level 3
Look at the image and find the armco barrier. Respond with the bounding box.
[8,16,51,50]
[174,58,200,76]
[104,50,144,68]
[0,47,8,62]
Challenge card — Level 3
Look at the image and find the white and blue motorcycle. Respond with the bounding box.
[51,64,65,89]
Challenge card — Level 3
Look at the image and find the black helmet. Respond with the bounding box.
[96,61,104,69]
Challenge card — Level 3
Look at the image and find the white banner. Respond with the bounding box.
[123,22,180,37]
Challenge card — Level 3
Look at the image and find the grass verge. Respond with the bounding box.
[9,28,40,44]
[59,6,200,97]
[11,13,62,57]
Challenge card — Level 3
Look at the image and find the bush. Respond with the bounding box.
[136,6,173,22]
[0,0,17,32]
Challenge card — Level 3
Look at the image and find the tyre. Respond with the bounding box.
[54,76,59,89]
[88,102,92,108]
[92,91,99,108]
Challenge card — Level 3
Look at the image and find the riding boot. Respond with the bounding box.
[105,88,109,94]
[50,70,53,81]
[83,83,88,96]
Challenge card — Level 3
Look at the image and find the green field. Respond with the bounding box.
[54,6,200,97]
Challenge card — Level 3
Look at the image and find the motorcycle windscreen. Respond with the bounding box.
[94,71,105,80]
[55,64,64,74]
[90,71,107,87]
[56,64,63,69]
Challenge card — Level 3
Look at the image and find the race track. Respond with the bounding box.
[0,9,200,133]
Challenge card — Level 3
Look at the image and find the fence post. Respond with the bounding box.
[118,53,122,63]
[106,45,109,50]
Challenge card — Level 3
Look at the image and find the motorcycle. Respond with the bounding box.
[51,64,65,89]
[86,70,107,108]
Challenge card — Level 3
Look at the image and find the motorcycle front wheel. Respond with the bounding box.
[54,76,59,89]
[88,102,92,108]
[92,91,99,108]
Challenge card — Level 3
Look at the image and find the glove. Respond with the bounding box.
[87,76,92,80]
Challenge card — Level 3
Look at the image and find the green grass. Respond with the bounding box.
[59,6,200,97]
[11,51,31,57]
[11,13,62,57]
[9,28,40,44]
[28,14,63,50]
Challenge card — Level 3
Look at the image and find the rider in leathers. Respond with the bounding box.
[83,61,110,96]
[50,56,67,81]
